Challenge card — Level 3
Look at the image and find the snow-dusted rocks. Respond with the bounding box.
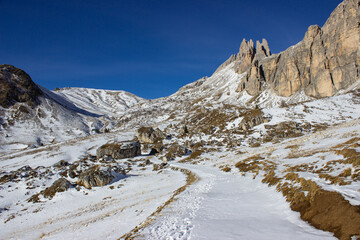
[135,126,166,144]
[28,178,73,203]
[0,64,43,108]
[163,143,189,161]
[77,165,120,189]
[96,141,141,160]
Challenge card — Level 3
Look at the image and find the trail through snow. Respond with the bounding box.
[137,163,336,240]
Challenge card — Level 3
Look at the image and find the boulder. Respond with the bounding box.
[42,178,72,199]
[53,160,69,169]
[163,143,189,161]
[96,141,141,159]
[240,109,270,131]
[77,166,115,189]
[28,178,72,203]
[135,127,166,143]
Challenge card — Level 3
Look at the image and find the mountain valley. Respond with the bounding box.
[1,0,360,239]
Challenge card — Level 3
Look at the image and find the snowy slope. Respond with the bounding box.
[55,87,145,117]
[0,95,104,155]
[0,86,108,154]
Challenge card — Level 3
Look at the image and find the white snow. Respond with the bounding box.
[137,164,335,240]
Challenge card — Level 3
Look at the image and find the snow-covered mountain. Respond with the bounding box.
[0,65,145,154]
[1,0,360,239]
[55,87,145,118]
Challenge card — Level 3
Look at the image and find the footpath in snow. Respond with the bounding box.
[138,163,336,240]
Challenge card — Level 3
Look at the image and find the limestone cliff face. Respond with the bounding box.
[234,0,360,98]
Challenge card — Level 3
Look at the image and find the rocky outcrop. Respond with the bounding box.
[240,109,270,131]
[96,141,141,159]
[235,0,360,98]
[135,127,165,144]
[236,39,256,73]
[28,178,72,202]
[163,143,189,161]
[42,178,72,199]
[0,64,43,108]
[77,165,124,189]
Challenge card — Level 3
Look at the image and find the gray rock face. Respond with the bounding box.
[235,0,360,98]
[77,166,115,189]
[135,127,165,144]
[96,141,141,159]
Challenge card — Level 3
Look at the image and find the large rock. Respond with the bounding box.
[96,141,141,159]
[42,178,72,199]
[0,64,43,108]
[77,166,118,189]
[163,143,189,161]
[135,127,165,143]
[236,0,360,98]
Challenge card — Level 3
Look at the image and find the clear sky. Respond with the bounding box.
[0,0,342,99]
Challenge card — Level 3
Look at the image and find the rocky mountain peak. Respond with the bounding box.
[255,38,271,61]
[235,38,272,74]
[238,38,255,59]
[0,64,43,108]
[234,0,360,98]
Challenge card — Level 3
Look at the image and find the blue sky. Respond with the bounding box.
[0,0,342,99]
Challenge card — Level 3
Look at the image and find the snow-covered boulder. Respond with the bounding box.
[77,166,116,189]
[96,141,141,159]
[135,127,165,143]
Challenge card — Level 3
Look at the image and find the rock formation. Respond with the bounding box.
[234,0,360,98]
[135,127,165,144]
[0,64,43,108]
[163,143,189,161]
[77,166,115,189]
[96,141,141,159]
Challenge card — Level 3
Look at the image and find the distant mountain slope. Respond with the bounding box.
[55,87,144,117]
[0,65,105,153]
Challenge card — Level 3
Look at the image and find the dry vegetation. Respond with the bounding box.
[233,137,360,239]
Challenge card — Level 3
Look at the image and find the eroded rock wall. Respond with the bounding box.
[236,0,360,98]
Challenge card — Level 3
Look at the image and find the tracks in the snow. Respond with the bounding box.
[120,166,199,239]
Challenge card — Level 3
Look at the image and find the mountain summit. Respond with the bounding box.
[215,0,360,98]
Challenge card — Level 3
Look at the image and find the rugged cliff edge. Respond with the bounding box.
[225,0,360,98]
[0,64,43,108]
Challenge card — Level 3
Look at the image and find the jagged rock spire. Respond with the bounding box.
[236,38,271,74]
[254,39,271,61]
[236,39,256,73]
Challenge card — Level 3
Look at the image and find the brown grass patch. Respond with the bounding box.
[220,166,231,172]
[318,173,350,186]
[178,149,203,163]
[273,172,360,239]
[261,170,281,186]
[235,155,264,173]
